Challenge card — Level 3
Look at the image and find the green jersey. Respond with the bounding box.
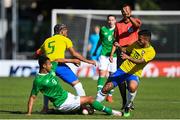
[30,62,68,107]
[100,26,116,57]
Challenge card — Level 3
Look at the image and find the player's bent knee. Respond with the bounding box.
[129,81,138,92]
[71,80,80,86]
[129,88,136,93]
[129,85,138,93]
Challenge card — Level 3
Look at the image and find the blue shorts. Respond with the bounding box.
[55,63,78,84]
[109,68,140,87]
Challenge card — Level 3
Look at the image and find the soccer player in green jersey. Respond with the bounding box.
[27,55,122,116]
[96,30,156,117]
[93,15,117,103]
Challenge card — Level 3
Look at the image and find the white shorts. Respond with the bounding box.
[98,55,117,73]
[56,93,80,113]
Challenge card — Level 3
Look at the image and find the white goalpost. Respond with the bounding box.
[51,9,180,60]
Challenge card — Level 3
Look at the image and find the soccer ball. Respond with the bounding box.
[82,109,89,115]
[80,104,94,115]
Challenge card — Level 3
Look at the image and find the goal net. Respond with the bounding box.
[51,9,180,60]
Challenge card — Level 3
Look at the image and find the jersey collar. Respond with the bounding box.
[38,73,48,76]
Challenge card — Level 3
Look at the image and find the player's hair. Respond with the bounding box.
[54,24,67,35]
[107,14,116,19]
[38,55,50,68]
[121,3,132,10]
[138,30,151,40]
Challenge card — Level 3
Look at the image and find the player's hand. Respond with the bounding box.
[121,52,130,60]
[73,59,81,67]
[114,42,120,47]
[109,55,113,63]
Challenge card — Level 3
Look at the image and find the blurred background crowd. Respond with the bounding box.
[0,0,180,60]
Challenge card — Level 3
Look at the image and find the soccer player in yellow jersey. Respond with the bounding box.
[35,24,96,112]
[96,30,156,117]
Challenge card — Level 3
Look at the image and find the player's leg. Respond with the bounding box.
[118,81,127,109]
[116,50,127,110]
[106,57,117,102]
[96,68,123,102]
[97,56,109,92]
[126,80,138,108]
[124,75,139,117]
[80,96,122,116]
[55,63,86,96]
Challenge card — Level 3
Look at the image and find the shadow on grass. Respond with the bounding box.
[0,110,26,114]
[0,109,107,116]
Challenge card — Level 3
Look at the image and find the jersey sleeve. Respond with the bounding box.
[65,37,73,48]
[143,48,156,62]
[30,80,40,96]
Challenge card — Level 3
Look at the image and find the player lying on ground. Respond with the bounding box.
[96,30,156,117]
[27,55,122,116]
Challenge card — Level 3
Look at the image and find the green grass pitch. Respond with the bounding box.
[0,77,180,119]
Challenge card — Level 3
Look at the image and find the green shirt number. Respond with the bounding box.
[47,41,55,54]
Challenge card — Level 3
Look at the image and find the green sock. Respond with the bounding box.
[97,77,106,91]
[92,101,112,115]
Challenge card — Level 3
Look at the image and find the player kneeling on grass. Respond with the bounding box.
[27,55,122,116]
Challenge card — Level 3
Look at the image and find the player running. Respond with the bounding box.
[35,24,96,112]
[96,30,156,117]
[27,55,122,116]
[93,15,117,102]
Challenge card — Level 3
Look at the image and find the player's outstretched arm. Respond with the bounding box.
[128,17,141,28]
[33,49,43,59]
[68,47,96,66]
[55,58,81,67]
[27,95,36,116]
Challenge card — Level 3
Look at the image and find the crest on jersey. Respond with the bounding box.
[141,50,145,55]
[128,27,133,33]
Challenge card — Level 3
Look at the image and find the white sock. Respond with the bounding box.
[96,90,106,102]
[43,96,49,108]
[126,90,137,107]
[73,82,86,96]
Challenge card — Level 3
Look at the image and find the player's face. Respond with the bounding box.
[121,5,132,18]
[44,60,52,72]
[107,16,116,28]
[94,26,100,34]
[60,28,68,37]
[137,35,149,47]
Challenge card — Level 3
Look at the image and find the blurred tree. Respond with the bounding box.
[136,0,160,10]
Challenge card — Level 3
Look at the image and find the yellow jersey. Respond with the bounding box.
[120,42,156,77]
[39,34,73,61]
